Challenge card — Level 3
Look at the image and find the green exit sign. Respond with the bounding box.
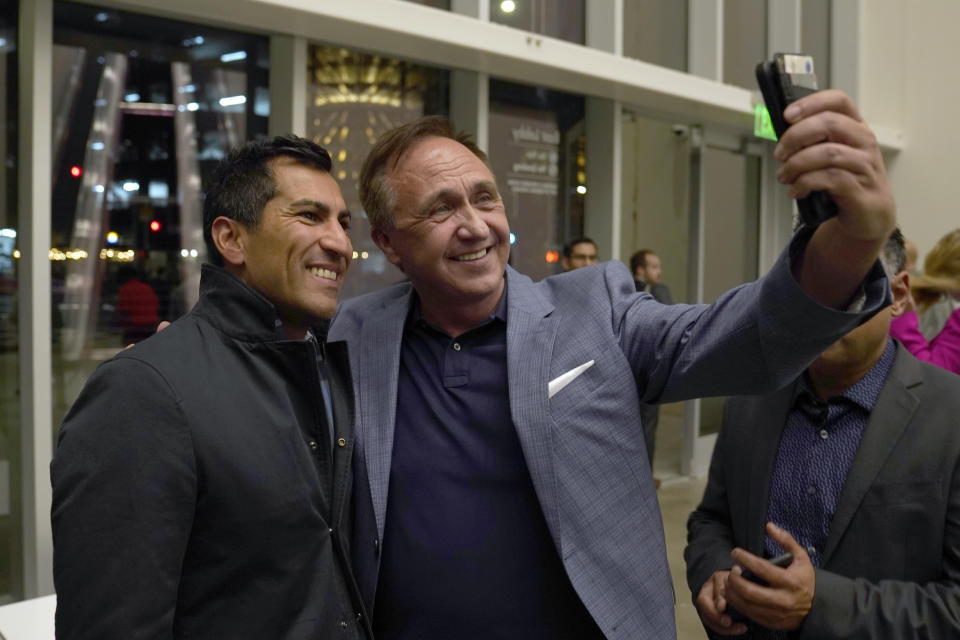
[754,104,777,141]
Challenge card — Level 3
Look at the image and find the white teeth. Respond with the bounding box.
[308,267,338,280]
[454,248,487,261]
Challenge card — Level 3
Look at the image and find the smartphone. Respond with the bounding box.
[726,551,794,624]
[755,53,838,227]
[739,551,793,587]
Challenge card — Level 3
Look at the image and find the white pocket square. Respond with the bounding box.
[548,360,595,399]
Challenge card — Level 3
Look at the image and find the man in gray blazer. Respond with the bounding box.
[685,229,960,638]
[330,90,896,639]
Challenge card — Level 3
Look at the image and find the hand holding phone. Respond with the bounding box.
[756,53,838,227]
[726,551,794,624]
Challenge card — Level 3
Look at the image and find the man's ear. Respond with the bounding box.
[211,216,247,268]
[889,270,911,318]
[560,257,571,271]
[371,227,403,270]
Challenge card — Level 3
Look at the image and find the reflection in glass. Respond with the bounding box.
[490,0,585,45]
[0,3,18,606]
[51,2,268,428]
[623,1,687,71]
[306,45,448,300]
[488,79,584,282]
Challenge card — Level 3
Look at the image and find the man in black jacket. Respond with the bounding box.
[51,136,371,639]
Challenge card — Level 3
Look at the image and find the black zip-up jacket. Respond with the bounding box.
[52,264,372,639]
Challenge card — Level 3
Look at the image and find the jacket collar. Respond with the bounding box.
[192,263,331,343]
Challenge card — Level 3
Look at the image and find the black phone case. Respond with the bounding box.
[755,54,838,227]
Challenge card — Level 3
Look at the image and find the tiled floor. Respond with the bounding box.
[652,403,710,640]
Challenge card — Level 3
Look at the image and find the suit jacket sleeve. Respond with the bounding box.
[798,461,960,639]
[51,356,197,639]
[685,400,737,604]
[612,228,890,403]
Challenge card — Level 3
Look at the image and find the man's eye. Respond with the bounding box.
[299,211,318,221]
[431,203,451,215]
[340,218,352,230]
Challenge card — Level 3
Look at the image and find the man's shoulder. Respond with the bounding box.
[891,343,960,402]
[335,280,411,321]
[109,313,215,378]
[531,260,634,302]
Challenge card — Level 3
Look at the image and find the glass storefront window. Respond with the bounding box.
[623,1,687,72]
[0,1,18,606]
[488,79,584,282]
[490,0,585,45]
[723,0,767,89]
[51,2,269,428]
[306,44,448,300]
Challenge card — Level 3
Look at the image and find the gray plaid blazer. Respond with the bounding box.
[329,236,888,639]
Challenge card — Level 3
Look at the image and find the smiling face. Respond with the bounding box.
[231,158,352,335]
[371,136,510,323]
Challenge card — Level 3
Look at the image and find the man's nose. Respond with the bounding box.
[456,205,489,237]
[319,220,353,262]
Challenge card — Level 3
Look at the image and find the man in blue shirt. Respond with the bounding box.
[685,228,960,638]
[331,89,897,639]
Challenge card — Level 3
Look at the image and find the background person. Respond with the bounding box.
[890,227,960,374]
[630,248,674,305]
[560,236,598,271]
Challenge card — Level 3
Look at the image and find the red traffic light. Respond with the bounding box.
[149,220,162,232]
[70,166,82,178]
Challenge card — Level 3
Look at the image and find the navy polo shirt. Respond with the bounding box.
[372,289,604,640]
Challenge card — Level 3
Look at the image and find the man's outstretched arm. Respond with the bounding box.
[777,90,896,309]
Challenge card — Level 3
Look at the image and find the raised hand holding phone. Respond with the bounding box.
[756,53,838,227]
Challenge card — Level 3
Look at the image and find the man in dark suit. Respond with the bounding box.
[52,137,371,639]
[685,228,960,638]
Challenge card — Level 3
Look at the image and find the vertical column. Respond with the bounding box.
[450,0,490,150]
[688,0,723,81]
[759,0,801,272]
[767,0,801,55]
[831,0,862,103]
[18,0,54,597]
[583,0,622,260]
[681,127,705,476]
[268,35,307,137]
[450,71,488,151]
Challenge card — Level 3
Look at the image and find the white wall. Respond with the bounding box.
[860,0,960,262]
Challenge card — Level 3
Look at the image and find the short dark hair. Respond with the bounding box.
[203,135,333,266]
[881,227,906,278]
[629,249,656,276]
[358,116,489,230]
[562,237,596,259]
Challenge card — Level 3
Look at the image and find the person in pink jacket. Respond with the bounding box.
[890,228,960,375]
